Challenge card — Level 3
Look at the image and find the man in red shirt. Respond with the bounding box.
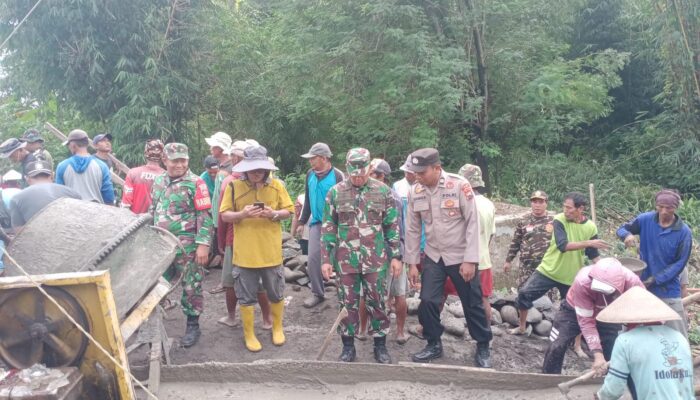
[122,139,165,214]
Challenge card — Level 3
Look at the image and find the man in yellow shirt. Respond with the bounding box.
[220,144,294,352]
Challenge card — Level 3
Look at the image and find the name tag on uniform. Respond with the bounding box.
[414,200,429,212]
[441,192,457,199]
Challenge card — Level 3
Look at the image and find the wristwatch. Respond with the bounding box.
[271,212,280,222]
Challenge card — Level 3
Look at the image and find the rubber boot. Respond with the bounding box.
[181,316,201,348]
[339,335,356,362]
[240,305,262,352]
[270,301,286,346]
[373,336,392,364]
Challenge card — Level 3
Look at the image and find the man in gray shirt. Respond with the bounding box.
[11,160,82,228]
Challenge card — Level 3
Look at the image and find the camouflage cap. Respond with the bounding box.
[163,142,189,160]
[145,139,164,161]
[458,163,485,188]
[345,147,371,177]
[21,128,44,143]
[530,190,548,201]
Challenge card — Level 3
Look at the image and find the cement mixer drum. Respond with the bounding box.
[5,198,179,320]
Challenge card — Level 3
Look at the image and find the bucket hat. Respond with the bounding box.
[0,138,26,158]
[596,286,681,324]
[232,145,278,172]
[205,132,232,154]
[230,139,260,157]
[459,164,485,188]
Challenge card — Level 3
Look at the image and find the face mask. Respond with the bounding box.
[591,279,616,296]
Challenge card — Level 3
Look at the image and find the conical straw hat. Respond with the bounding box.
[596,286,681,324]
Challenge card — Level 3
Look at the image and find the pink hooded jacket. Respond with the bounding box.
[566,258,644,352]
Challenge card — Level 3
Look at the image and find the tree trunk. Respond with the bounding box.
[463,0,490,189]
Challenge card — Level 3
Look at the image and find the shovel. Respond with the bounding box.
[557,363,607,399]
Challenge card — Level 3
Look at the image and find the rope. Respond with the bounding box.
[1,249,160,399]
[0,0,45,50]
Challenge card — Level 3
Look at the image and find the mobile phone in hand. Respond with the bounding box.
[253,202,265,210]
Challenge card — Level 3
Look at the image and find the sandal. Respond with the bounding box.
[209,285,226,294]
[407,324,425,340]
[161,298,178,311]
[507,325,532,337]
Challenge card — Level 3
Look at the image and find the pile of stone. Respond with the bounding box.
[405,291,557,339]
[282,233,311,286]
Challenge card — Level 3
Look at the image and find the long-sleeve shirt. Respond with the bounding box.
[404,171,479,266]
[597,325,694,400]
[505,213,553,265]
[150,170,213,254]
[321,178,400,274]
[616,211,693,299]
[567,266,643,352]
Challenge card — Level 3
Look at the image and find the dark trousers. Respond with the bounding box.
[418,256,492,344]
[542,301,620,374]
[516,270,570,310]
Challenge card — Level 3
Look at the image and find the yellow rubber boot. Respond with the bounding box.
[240,305,262,352]
[270,301,286,346]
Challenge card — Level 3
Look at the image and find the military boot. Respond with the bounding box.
[181,316,201,348]
[474,342,492,368]
[373,336,392,364]
[411,338,442,362]
[339,335,356,362]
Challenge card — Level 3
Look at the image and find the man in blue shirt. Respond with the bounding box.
[298,143,344,308]
[616,189,692,336]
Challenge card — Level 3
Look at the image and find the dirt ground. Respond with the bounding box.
[129,268,591,375]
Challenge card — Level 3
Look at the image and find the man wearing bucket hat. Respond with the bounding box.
[150,143,213,347]
[219,144,293,353]
[0,138,38,184]
[404,148,493,367]
[121,139,165,214]
[459,164,496,324]
[213,140,273,331]
[209,139,262,288]
[541,257,643,375]
[616,189,693,336]
[20,129,53,168]
[299,142,345,308]
[203,132,234,269]
[320,148,401,363]
[595,286,694,399]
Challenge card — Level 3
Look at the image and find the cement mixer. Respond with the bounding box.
[0,198,179,399]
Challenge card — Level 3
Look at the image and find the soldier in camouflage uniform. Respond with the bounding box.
[503,190,554,288]
[321,148,402,364]
[150,143,213,347]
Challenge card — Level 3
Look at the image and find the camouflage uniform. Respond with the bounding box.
[321,148,400,338]
[150,143,213,317]
[506,213,554,287]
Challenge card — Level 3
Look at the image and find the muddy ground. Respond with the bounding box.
[129,268,591,375]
